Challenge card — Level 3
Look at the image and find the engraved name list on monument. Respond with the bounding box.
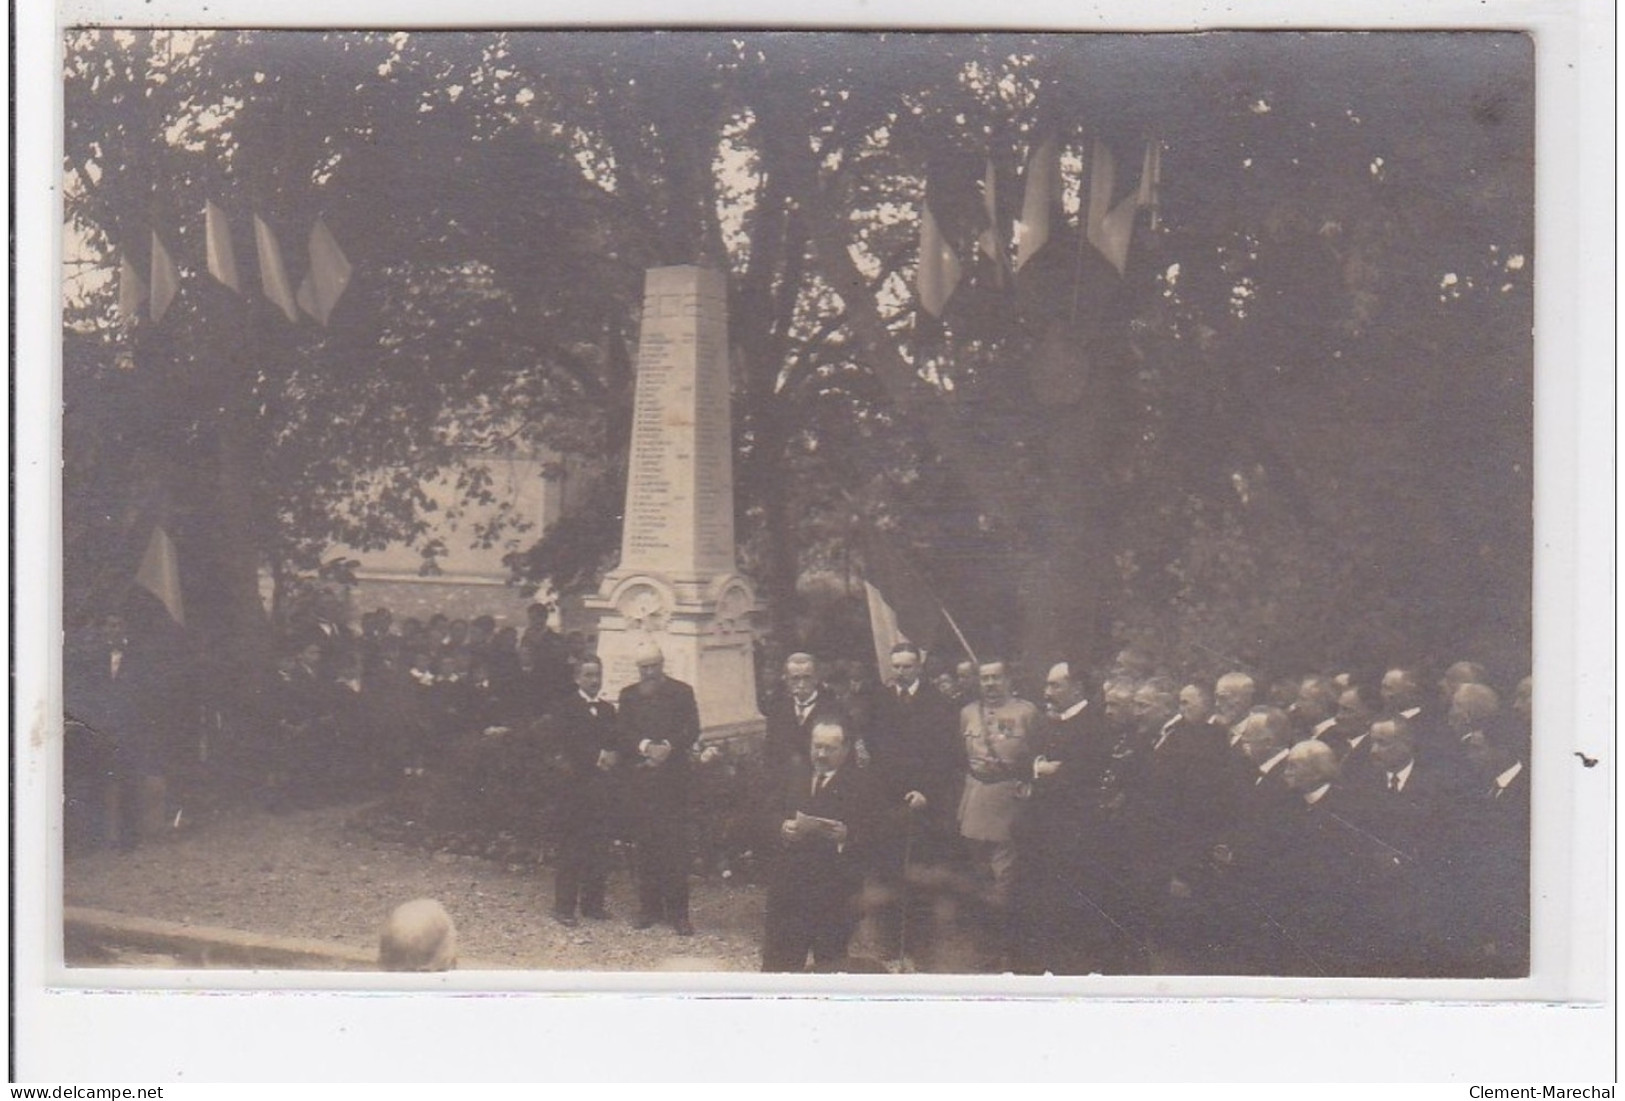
[620,266,734,578]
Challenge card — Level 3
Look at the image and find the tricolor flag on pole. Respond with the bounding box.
[1092,138,1164,276]
[205,200,241,293]
[117,253,148,324]
[294,216,353,326]
[860,527,977,681]
[916,201,963,318]
[135,525,185,626]
[1014,137,1060,272]
[254,214,301,323]
[149,232,180,323]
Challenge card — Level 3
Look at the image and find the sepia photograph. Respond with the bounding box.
[14,0,1614,1082]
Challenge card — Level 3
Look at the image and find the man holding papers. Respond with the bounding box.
[760,718,879,972]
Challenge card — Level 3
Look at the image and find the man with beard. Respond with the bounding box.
[617,641,701,936]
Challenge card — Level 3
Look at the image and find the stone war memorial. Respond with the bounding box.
[585,266,765,746]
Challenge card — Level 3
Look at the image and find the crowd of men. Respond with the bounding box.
[748,647,1531,978]
[65,592,1532,979]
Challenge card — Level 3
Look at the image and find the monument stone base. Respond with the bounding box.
[586,569,764,748]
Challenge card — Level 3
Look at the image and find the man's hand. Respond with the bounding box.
[829,820,849,846]
[596,749,619,771]
[780,818,802,842]
[1033,755,1063,779]
[643,739,673,765]
[904,790,928,811]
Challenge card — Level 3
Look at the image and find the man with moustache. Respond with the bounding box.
[760,719,879,972]
[550,656,622,927]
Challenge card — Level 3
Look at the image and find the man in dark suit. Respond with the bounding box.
[64,613,154,852]
[1009,660,1119,974]
[1351,717,1472,974]
[762,652,841,776]
[1290,675,1342,746]
[616,641,701,935]
[863,642,962,968]
[761,718,879,972]
[550,656,622,927]
[1126,678,1234,973]
[1459,719,1530,976]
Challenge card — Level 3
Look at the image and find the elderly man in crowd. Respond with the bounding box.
[617,641,701,936]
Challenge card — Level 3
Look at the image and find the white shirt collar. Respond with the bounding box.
[1303,782,1332,805]
[1259,747,1290,775]
[1496,760,1524,789]
[1386,758,1416,791]
[1400,706,1422,719]
[1060,698,1090,722]
[1312,717,1338,738]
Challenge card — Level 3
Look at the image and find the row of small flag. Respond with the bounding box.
[118,202,353,327]
[917,135,1163,317]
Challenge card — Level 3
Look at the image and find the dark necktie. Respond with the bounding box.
[1388,772,1400,792]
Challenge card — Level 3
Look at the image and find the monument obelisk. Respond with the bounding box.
[587,266,764,744]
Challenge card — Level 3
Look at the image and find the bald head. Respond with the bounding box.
[1439,661,1489,704]
[379,898,458,972]
[1380,668,1423,713]
[1284,739,1339,794]
[1237,707,1290,763]
[1368,717,1415,773]
[1133,678,1179,731]
[1292,676,1339,727]
[1448,682,1501,733]
[1214,673,1257,726]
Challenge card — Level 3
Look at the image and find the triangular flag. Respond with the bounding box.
[117,254,147,324]
[916,202,963,318]
[1084,137,1118,253]
[864,580,908,685]
[135,525,184,625]
[1139,139,1163,230]
[1095,193,1138,276]
[1014,138,1059,272]
[295,273,319,320]
[253,214,300,323]
[298,216,353,326]
[205,200,241,292]
[978,159,1002,266]
[150,232,180,323]
[860,525,980,680]
[1094,139,1162,276]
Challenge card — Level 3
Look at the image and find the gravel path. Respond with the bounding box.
[63,801,769,972]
